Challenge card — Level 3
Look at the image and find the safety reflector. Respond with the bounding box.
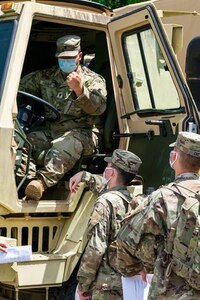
[1,2,14,12]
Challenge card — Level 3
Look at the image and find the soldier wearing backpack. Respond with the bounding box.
[116,131,200,299]
[69,149,142,300]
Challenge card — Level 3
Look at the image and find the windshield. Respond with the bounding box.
[0,19,17,101]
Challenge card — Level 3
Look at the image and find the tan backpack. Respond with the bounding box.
[162,181,200,290]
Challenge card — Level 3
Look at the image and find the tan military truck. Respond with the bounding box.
[0,0,199,299]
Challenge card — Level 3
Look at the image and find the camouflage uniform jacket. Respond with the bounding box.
[116,172,200,300]
[77,171,132,293]
[19,65,107,139]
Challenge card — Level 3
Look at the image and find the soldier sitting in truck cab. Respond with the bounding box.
[18,34,107,201]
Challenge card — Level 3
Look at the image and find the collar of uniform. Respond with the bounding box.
[100,185,127,195]
[109,185,127,191]
[175,172,200,183]
[52,67,66,87]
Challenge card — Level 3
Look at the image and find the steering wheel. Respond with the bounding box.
[18,90,61,121]
[17,90,61,132]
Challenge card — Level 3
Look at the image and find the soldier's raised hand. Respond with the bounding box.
[66,67,83,97]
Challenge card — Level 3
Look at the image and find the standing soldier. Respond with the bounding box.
[69,149,142,300]
[116,132,200,300]
[19,35,107,200]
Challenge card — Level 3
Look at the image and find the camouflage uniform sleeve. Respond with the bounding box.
[77,197,111,292]
[81,171,107,195]
[75,70,107,116]
[117,190,166,276]
[19,70,43,96]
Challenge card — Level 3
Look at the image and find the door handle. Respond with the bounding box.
[145,119,173,137]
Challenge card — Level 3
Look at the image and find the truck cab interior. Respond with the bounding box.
[16,20,119,199]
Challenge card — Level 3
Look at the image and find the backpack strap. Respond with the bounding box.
[163,182,200,211]
[107,190,131,204]
[106,190,131,217]
[106,190,131,233]
[105,191,131,272]
[165,180,200,196]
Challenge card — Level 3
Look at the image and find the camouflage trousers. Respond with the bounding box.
[150,291,200,300]
[24,128,96,187]
[178,291,200,300]
[148,270,200,300]
[92,289,123,300]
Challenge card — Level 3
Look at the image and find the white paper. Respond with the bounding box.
[0,245,32,264]
[75,286,80,300]
[122,274,153,300]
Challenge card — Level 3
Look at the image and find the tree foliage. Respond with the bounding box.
[92,0,147,9]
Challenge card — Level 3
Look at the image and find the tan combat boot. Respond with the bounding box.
[25,179,46,200]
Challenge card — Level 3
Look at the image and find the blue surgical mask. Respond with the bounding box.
[58,58,77,74]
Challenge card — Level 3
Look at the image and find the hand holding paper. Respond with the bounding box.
[0,245,32,264]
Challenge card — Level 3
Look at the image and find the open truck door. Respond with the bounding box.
[108,4,200,193]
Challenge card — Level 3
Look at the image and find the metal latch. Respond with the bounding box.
[145,119,173,137]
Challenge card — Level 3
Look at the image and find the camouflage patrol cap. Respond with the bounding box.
[56,35,81,58]
[169,131,200,158]
[104,149,142,174]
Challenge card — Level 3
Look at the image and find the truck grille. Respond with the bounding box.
[0,217,66,253]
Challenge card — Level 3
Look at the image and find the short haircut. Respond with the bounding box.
[111,163,136,185]
[176,148,200,171]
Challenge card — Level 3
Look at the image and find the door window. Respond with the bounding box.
[123,27,180,111]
